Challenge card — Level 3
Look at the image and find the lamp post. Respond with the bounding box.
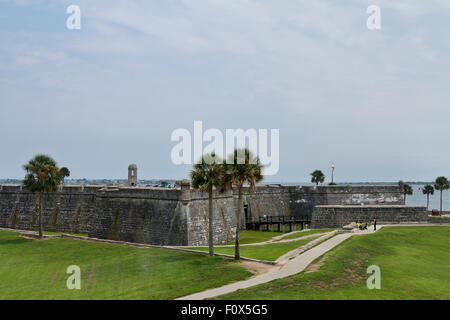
[331,163,335,184]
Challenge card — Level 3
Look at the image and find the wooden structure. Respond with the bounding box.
[246,215,311,232]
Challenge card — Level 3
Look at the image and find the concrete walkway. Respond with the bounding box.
[178,224,449,300]
[173,229,331,249]
[176,226,381,300]
[274,231,338,265]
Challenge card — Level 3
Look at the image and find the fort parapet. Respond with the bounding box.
[239,184,404,223]
[311,205,428,228]
[0,184,236,246]
[89,186,235,246]
[0,183,414,246]
[0,184,100,235]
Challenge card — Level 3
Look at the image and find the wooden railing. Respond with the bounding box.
[246,215,311,232]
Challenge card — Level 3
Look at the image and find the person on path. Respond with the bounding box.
[374,219,377,231]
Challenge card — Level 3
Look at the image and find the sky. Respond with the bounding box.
[0,0,449,183]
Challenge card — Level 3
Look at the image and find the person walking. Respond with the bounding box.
[373,218,377,231]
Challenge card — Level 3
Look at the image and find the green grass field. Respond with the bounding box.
[223,228,332,245]
[276,229,333,241]
[224,228,332,245]
[0,230,251,300]
[225,230,283,245]
[189,235,323,261]
[214,226,450,300]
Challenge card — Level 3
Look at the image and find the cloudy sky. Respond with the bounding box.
[1,0,449,183]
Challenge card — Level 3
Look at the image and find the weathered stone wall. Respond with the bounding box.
[240,186,294,223]
[0,185,99,234]
[186,190,236,246]
[428,216,450,224]
[241,185,404,222]
[88,187,235,246]
[322,185,404,206]
[0,183,406,245]
[0,184,236,246]
[311,205,428,228]
[88,187,187,245]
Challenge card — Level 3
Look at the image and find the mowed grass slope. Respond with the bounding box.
[214,226,450,300]
[0,231,251,300]
[223,229,333,245]
[226,230,283,245]
[190,235,323,261]
[276,229,334,241]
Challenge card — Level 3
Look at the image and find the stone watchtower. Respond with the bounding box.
[128,164,138,186]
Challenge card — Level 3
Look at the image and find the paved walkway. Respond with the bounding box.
[176,226,381,300]
[178,224,448,300]
[173,229,330,248]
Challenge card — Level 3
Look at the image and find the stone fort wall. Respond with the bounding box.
[311,205,429,228]
[0,184,405,245]
[240,185,404,222]
[0,184,235,246]
[0,184,100,234]
[88,187,236,246]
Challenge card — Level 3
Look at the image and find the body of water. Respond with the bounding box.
[406,184,450,211]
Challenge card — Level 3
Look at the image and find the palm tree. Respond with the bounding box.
[160,180,169,188]
[403,184,413,202]
[398,180,413,203]
[59,167,70,185]
[190,153,223,256]
[23,155,65,239]
[422,184,434,210]
[222,149,263,260]
[310,170,325,186]
[434,176,450,214]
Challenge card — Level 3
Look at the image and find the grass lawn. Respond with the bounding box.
[0,230,252,300]
[225,230,283,245]
[214,226,450,300]
[276,229,334,241]
[223,229,332,245]
[190,235,323,261]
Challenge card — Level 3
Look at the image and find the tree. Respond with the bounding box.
[190,153,223,256]
[222,149,263,260]
[403,184,413,202]
[422,184,434,210]
[310,170,325,186]
[23,155,65,239]
[398,180,413,202]
[160,180,169,188]
[434,176,450,214]
[59,167,70,185]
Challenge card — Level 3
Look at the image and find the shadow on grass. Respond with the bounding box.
[1,238,31,245]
